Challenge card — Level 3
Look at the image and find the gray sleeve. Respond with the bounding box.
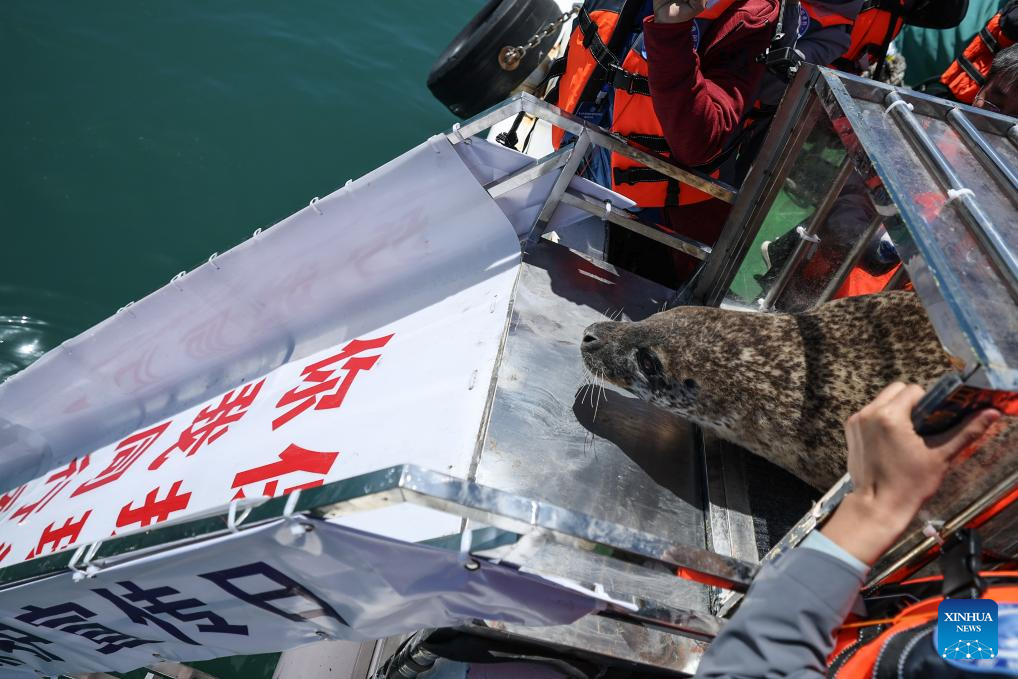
[694,548,865,679]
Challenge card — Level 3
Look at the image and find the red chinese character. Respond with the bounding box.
[73,421,171,497]
[273,334,394,430]
[231,444,339,499]
[29,511,92,558]
[149,380,265,470]
[0,544,10,562]
[11,458,90,524]
[117,481,192,529]
[0,485,26,516]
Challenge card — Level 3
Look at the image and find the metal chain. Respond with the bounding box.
[499,3,581,71]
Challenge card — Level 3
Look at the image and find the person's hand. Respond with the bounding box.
[821,382,1000,566]
[653,0,708,23]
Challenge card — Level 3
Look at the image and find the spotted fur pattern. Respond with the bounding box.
[580,292,953,489]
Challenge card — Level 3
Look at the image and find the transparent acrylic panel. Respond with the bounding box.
[849,96,1018,381]
[814,68,1018,388]
[765,170,902,313]
[724,114,848,308]
[925,114,1017,238]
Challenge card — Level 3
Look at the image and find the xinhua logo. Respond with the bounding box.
[937,599,999,661]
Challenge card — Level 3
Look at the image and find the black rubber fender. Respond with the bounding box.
[427,0,562,119]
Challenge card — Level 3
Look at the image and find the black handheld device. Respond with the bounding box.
[912,369,1017,436]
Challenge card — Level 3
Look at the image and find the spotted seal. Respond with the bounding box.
[580,291,954,489]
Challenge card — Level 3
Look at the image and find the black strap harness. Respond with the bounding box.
[577,8,651,96]
[957,53,988,87]
[980,25,1001,53]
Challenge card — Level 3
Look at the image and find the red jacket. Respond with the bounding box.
[643,1,779,282]
[644,1,779,167]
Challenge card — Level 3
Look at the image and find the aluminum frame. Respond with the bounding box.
[688,67,825,306]
[759,156,855,310]
[483,144,574,199]
[0,465,756,595]
[466,93,727,259]
[558,189,711,259]
[883,91,1018,305]
[448,93,738,204]
[0,464,741,649]
[526,132,593,245]
[818,71,1018,390]
[945,107,1018,203]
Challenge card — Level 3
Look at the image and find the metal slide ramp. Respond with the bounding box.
[0,69,1015,678]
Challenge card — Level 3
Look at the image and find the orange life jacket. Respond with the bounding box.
[553,1,626,134]
[610,30,723,207]
[833,263,901,298]
[552,0,740,208]
[940,12,1017,104]
[838,0,905,69]
[828,574,1018,678]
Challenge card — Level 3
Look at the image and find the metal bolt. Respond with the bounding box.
[499,46,523,71]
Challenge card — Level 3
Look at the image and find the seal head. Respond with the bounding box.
[582,311,725,428]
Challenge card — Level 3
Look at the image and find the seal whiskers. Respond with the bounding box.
[577,364,608,420]
[577,304,626,422]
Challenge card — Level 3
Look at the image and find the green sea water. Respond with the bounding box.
[1,1,483,381]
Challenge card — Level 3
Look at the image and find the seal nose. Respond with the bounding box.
[581,330,603,352]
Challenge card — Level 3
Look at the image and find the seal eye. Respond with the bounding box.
[636,349,659,377]
[683,378,697,391]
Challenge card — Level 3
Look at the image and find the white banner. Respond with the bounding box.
[0,517,600,678]
[0,135,523,562]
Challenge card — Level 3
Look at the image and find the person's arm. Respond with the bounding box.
[695,383,1000,679]
[644,0,778,167]
[821,383,998,564]
[694,546,866,679]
